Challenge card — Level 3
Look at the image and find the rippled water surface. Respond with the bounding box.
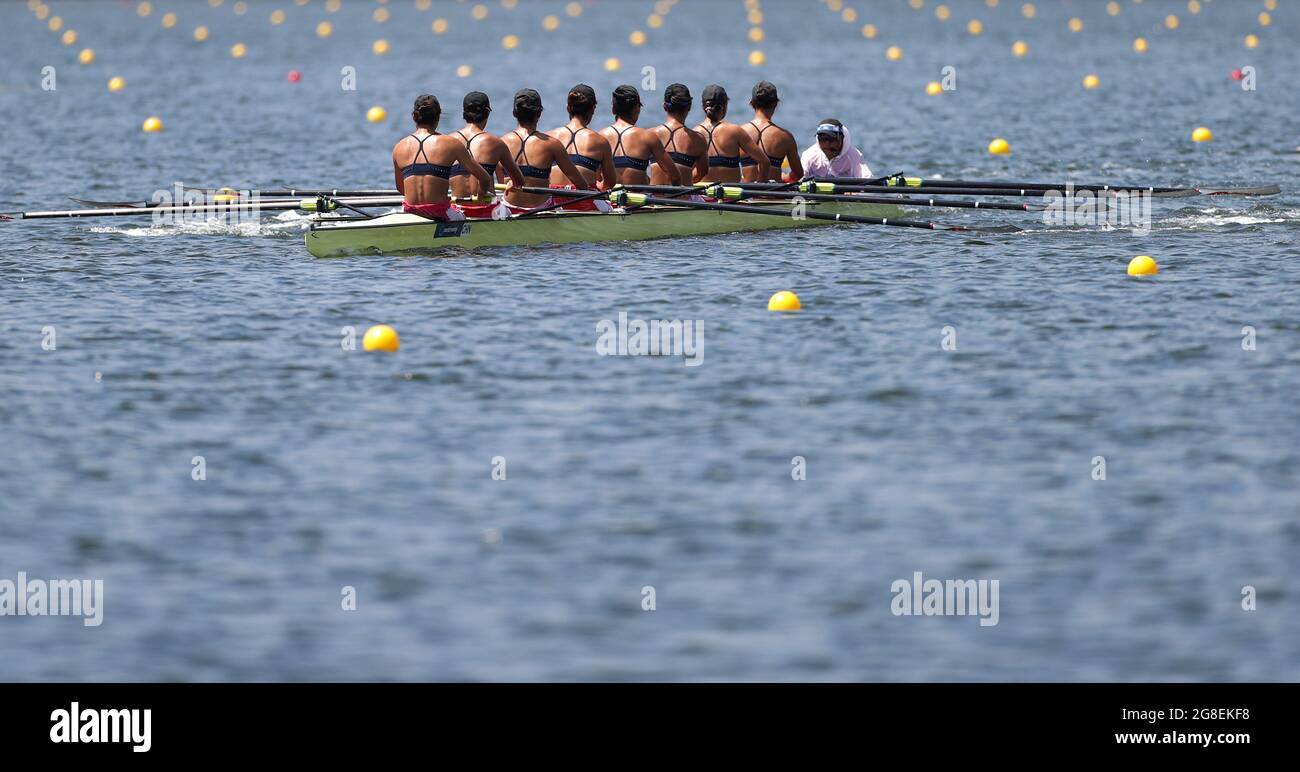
[2,0,1299,681]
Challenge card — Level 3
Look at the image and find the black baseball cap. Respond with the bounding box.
[751,80,778,106]
[663,83,692,111]
[463,91,490,112]
[514,88,543,111]
[612,84,642,110]
[567,83,597,114]
[701,84,729,105]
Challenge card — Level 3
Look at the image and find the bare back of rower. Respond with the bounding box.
[598,85,678,187]
[651,83,706,186]
[501,88,586,209]
[739,81,802,183]
[391,95,492,211]
[694,84,769,184]
[546,84,617,190]
[447,91,524,200]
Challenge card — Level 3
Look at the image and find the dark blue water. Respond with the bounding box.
[2,0,1298,681]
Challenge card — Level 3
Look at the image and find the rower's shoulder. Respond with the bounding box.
[473,132,507,151]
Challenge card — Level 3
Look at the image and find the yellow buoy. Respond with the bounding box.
[1082,74,1100,89]
[1012,40,1028,57]
[1164,14,1179,29]
[886,45,903,61]
[861,24,877,39]
[316,21,332,38]
[108,76,126,92]
[748,50,766,66]
[194,25,210,42]
[630,30,646,45]
[768,291,801,312]
[1244,34,1259,49]
[372,39,390,55]
[432,18,449,34]
[926,81,943,96]
[363,325,401,352]
[988,137,1011,155]
[366,106,387,123]
[503,33,520,49]
[78,48,95,65]
[61,29,77,45]
[456,64,473,77]
[542,15,560,31]
[1127,255,1158,276]
[142,116,164,133]
[967,20,983,36]
[1068,17,1083,32]
[604,56,622,71]
[1133,37,1148,53]
[230,42,247,58]
[1191,126,1213,143]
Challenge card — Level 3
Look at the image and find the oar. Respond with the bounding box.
[769,183,1159,198]
[1,196,403,220]
[622,183,1036,212]
[817,176,1281,197]
[193,188,398,198]
[558,189,958,231]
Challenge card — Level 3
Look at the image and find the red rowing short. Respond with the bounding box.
[457,202,497,219]
[402,201,466,221]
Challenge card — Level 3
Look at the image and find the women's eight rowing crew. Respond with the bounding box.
[391,81,875,221]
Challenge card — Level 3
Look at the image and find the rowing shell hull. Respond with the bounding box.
[304,200,906,258]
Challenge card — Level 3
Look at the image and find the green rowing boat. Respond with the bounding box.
[303,199,906,258]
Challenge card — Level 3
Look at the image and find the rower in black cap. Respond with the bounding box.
[499,88,589,214]
[651,83,707,186]
[448,91,525,202]
[599,85,680,186]
[740,81,802,183]
[546,84,618,196]
[694,84,769,183]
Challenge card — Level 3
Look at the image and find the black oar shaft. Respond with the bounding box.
[823,177,1181,193]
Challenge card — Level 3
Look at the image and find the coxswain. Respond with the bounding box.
[799,118,873,180]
